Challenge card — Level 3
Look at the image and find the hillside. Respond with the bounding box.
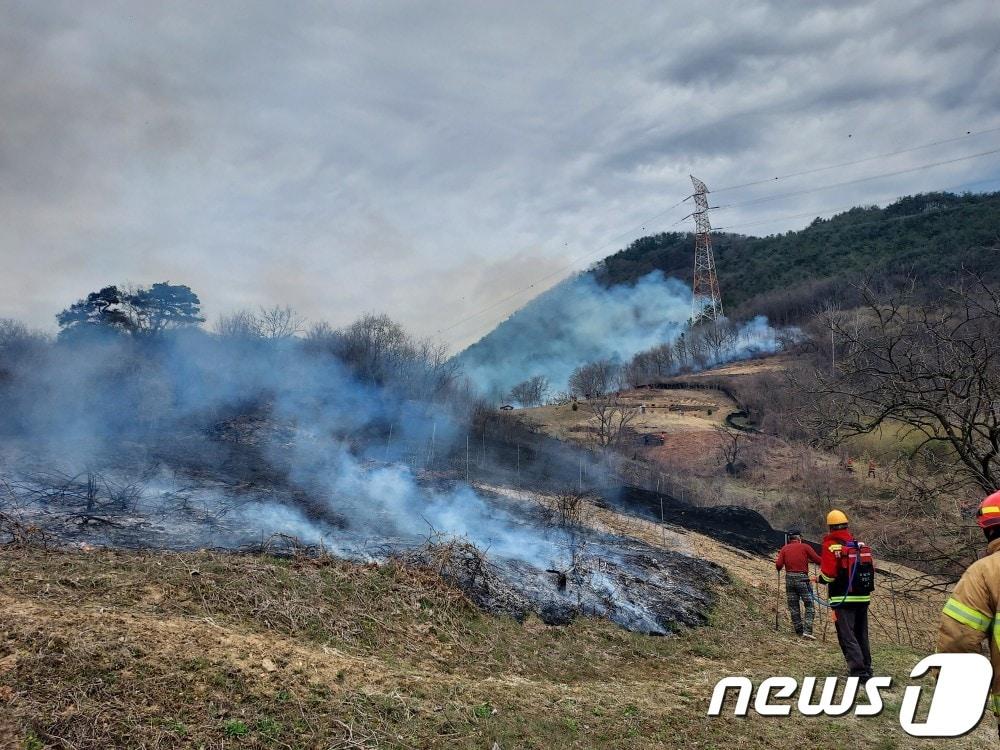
[594,191,1000,323]
[457,191,1000,395]
[1,494,989,749]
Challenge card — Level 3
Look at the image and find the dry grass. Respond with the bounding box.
[681,354,795,379]
[520,388,735,447]
[487,485,947,652]
[0,505,991,750]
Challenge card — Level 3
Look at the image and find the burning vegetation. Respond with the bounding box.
[0,283,733,636]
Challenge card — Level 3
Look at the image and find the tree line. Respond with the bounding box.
[594,191,1000,326]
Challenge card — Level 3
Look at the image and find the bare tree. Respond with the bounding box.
[553,491,588,528]
[0,319,47,383]
[797,277,1000,581]
[215,306,303,340]
[313,313,461,401]
[700,320,740,362]
[673,333,692,372]
[337,313,412,382]
[256,305,304,340]
[509,375,549,407]
[714,425,751,475]
[875,452,985,579]
[215,309,262,339]
[586,393,640,448]
[0,319,33,350]
[627,342,675,384]
[804,277,1000,494]
[569,359,618,398]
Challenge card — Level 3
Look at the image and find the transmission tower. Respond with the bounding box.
[688,175,723,324]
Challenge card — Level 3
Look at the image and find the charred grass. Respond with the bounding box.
[0,546,992,749]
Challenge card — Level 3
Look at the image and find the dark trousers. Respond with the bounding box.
[785,572,814,634]
[833,603,871,677]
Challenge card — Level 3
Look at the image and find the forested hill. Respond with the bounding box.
[594,191,1000,324]
[456,191,1000,392]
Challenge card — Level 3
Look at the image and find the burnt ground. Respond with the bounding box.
[1,543,981,749]
[0,466,729,636]
[399,533,727,636]
[605,485,788,554]
[0,413,740,638]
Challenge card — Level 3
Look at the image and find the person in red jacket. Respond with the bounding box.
[819,509,873,680]
[775,530,822,639]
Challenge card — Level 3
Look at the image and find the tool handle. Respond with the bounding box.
[774,569,781,630]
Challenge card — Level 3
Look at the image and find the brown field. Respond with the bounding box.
[520,388,735,443]
[680,353,796,379]
[517,355,912,539]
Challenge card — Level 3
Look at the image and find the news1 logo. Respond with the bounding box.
[707,654,993,738]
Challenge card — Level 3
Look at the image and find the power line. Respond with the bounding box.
[445,169,998,342]
[713,146,1000,211]
[435,197,690,336]
[665,145,1000,224]
[569,191,997,314]
[723,199,976,239]
[714,177,1000,233]
[452,178,999,345]
[442,127,1000,342]
[711,124,1000,194]
[669,142,1000,227]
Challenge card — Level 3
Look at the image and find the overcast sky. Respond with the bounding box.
[3,0,1000,349]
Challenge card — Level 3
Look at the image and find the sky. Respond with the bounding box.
[2,0,1000,350]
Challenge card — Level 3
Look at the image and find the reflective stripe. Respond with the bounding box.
[831,595,870,605]
[819,572,835,583]
[942,597,992,632]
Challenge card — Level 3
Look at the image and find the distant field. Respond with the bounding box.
[517,354,913,541]
[680,352,795,379]
[519,353,795,450]
[520,387,735,446]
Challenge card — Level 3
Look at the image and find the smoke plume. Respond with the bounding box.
[457,270,784,397]
[0,286,733,631]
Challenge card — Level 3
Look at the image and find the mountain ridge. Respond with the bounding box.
[593,190,1000,323]
[456,190,1000,394]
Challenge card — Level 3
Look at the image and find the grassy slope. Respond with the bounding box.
[0,505,991,749]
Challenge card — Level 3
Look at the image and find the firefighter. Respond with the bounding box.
[937,490,1000,734]
[775,530,821,639]
[819,509,875,680]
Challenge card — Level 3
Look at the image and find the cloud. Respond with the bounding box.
[1,0,998,350]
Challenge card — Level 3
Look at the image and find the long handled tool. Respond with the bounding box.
[774,568,782,631]
[809,565,834,642]
[774,531,788,632]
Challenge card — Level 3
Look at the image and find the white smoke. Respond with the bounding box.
[458,270,786,395]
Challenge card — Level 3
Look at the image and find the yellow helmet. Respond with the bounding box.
[826,509,849,526]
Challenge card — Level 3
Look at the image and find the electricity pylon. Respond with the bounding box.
[689,175,723,324]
